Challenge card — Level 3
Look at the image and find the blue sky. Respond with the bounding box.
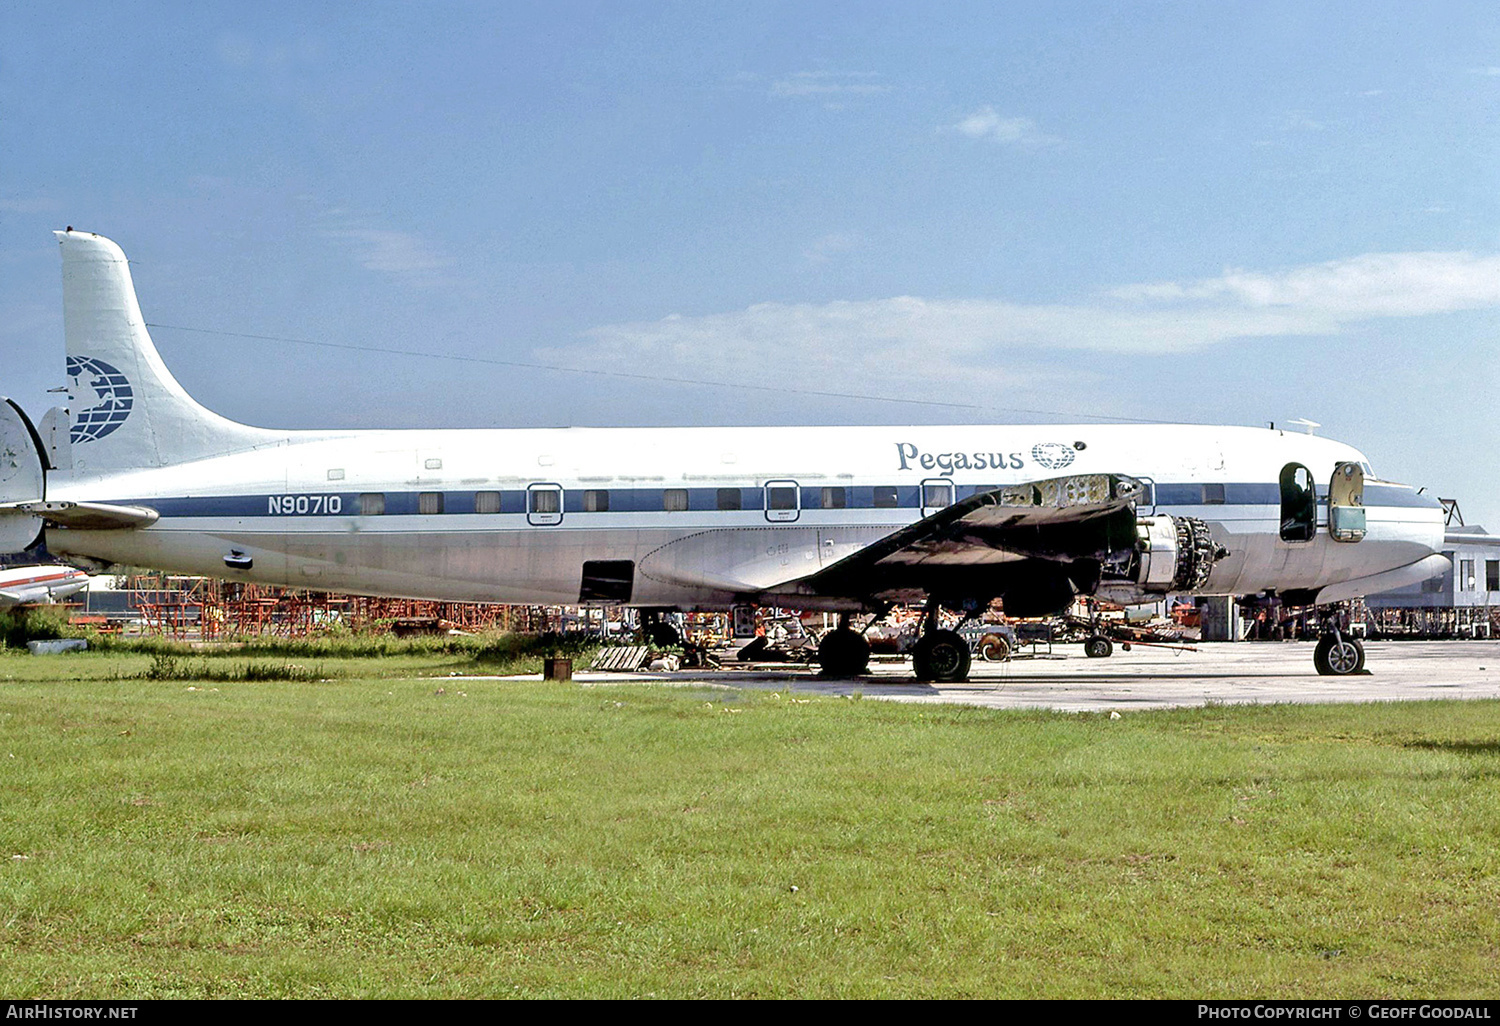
[3,2,1497,527]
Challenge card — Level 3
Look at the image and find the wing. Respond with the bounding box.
[806,474,1144,605]
[792,473,1220,616]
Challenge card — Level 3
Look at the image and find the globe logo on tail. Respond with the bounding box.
[67,356,134,443]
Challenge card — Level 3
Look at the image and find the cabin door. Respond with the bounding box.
[1328,462,1366,543]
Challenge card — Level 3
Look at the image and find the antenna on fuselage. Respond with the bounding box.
[1287,418,1321,435]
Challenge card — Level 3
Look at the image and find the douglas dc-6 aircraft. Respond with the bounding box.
[0,230,1448,679]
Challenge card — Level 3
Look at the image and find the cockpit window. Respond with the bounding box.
[1279,463,1316,542]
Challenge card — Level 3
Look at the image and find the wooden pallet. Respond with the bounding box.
[590,645,651,671]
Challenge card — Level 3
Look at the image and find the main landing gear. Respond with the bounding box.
[912,627,971,682]
[639,609,682,648]
[817,603,978,682]
[911,602,972,683]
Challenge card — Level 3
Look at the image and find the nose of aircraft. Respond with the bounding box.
[1314,480,1448,605]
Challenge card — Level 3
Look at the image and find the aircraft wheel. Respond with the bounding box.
[1084,636,1113,658]
[913,629,971,682]
[645,622,682,647]
[817,628,870,677]
[978,633,1011,662]
[735,636,769,662]
[1314,635,1365,676]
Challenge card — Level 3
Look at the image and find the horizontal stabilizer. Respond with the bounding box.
[2,500,159,530]
[1,398,46,553]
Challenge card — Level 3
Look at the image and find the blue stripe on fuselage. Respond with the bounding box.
[97,480,1441,519]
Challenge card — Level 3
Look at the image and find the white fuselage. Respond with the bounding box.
[44,422,1445,611]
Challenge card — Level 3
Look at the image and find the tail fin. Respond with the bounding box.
[56,230,277,472]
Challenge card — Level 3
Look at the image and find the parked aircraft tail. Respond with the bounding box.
[55,230,278,473]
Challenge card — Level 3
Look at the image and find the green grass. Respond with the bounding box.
[1,650,1498,998]
[0,611,598,673]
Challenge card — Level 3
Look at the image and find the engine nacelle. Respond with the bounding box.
[1097,514,1222,604]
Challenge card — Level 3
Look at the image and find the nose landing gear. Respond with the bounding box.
[1314,631,1366,675]
[1314,610,1366,676]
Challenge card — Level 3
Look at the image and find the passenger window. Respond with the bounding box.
[1279,463,1316,542]
[717,488,742,511]
[663,489,688,512]
[474,491,501,514]
[765,480,799,522]
[821,486,846,509]
[527,484,563,526]
[583,489,609,512]
[1202,483,1225,505]
[418,492,444,515]
[359,493,385,516]
[873,486,899,508]
[923,482,953,509]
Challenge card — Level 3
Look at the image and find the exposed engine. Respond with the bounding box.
[1097,514,1224,604]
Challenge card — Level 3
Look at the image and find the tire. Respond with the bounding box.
[1314,635,1365,676]
[912,629,972,682]
[735,636,768,662]
[646,622,682,647]
[1084,636,1113,658]
[817,628,871,678]
[978,633,1011,662]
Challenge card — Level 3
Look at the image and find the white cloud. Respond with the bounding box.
[1108,251,1500,318]
[946,107,1058,148]
[1274,109,1325,132]
[770,71,890,99]
[802,233,861,266]
[320,224,452,286]
[0,195,61,214]
[537,250,1500,396]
